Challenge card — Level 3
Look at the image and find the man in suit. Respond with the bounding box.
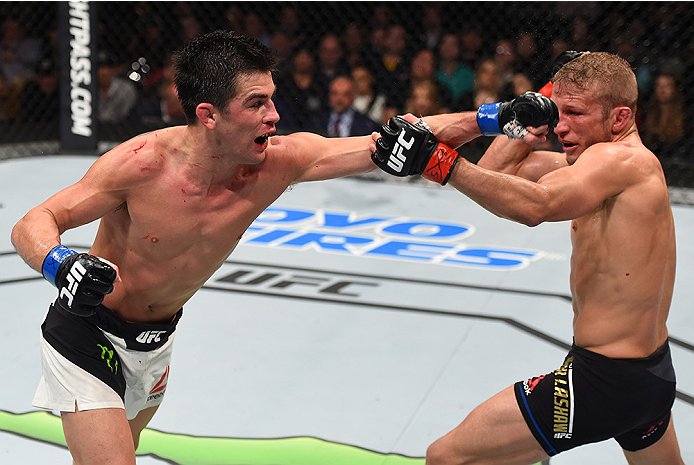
[310,76,380,137]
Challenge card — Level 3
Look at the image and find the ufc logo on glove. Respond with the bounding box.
[60,261,87,307]
[372,116,459,185]
[387,130,416,173]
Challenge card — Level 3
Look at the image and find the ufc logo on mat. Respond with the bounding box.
[59,261,87,307]
[387,129,415,173]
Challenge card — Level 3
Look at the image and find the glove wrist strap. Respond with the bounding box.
[422,144,460,185]
[42,245,77,286]
[477,102,503,136]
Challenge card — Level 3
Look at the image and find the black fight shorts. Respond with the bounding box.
[514,342,676,455]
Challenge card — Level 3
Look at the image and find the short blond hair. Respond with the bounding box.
[553,52,637,118]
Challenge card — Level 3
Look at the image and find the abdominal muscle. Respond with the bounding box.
[95,235,239,323]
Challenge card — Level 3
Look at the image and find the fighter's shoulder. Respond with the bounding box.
[89,130,173,185]
[265,132,320,159]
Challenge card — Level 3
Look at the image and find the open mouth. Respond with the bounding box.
[254,133,271,145]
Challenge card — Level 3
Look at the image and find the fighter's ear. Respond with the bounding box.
[611,106,632,133]
[196,103,216,129]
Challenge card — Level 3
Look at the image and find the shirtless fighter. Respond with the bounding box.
[11,30,386,465]
[372,52,684,464]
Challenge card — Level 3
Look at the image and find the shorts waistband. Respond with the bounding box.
[83,304,182,351]
[571,340,674,382]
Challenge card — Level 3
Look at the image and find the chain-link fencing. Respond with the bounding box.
[2,1,694,197]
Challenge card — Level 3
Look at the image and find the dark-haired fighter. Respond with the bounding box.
[12,30,385,465]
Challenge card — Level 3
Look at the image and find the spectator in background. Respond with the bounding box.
[437,33,475,105]
[369,4,392,57]
[404,80,445,118]
[243,12,272,48]
[0,69,22,122]
[20,57,59,124]
[511,71,534,97]
[570,17,601,52]
[514,30,547,89]
[277,5,305,51]
[372,24,410,94]
[224,5,244,32]
[614,36,653,98]
[385,48,453,118]
[179,14,202,44]
[494,38,517,91]
[273,49,323,132]
[314,33,350,97]
[460,28,484,69]
[343,23,375,71]
[309,76,379,137]
[0,18,42,84]
[97,51,138,124]
[416,3,445,51]
[269,30,295,79]
[456,57,508,112]
[351,66,388,125]
[641,74,686,159]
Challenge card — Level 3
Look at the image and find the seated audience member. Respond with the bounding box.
[641,73,686,159]
[97,51,138,124]
[404,80,445,118]
[274,49,324,132]
[351,66,388,125]
[309,76,379,137]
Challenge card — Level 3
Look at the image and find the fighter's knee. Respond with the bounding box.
[426,437,458,465]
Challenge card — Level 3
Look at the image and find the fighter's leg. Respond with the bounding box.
[62,403,136,465]
[426,386,549,465]
[622,414,685,465]
[128,405,160,450]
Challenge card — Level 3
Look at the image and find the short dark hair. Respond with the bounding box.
[173,30,279,124]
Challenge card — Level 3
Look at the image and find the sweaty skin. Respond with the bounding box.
[12,71,376,323]
[419,85,675,360]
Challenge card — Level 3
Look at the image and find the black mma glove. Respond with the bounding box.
[372,117,460,185]
[539,50,587,97]
[477,91,559,139]
[42,245,117,316]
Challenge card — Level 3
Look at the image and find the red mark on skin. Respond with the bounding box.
[173,148,178,152]
[133,141,147,153]
[143,235,150,240]
[151,237,159,243]
[140,166,150,172]
[159,153,164,158]
[211,156,220,159]
[181,189,187,194]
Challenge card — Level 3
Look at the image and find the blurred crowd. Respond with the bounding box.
[1,1,693,164]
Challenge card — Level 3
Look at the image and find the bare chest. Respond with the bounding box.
[108,170,289,262]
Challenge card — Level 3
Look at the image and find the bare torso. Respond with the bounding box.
[92,128,298,322]
[568,140,676,358]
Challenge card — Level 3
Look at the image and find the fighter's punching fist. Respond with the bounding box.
[538,50,587,97]
[477,91,559,139]
[371,117,460,185]
[42,245,117,316]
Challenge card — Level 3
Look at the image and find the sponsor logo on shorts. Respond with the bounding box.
[97,343,118,375]
[147,366,169,402]
[642,421,664,440]
[522,374,546,396]
[553,356,574,439]
[136,330,167,344]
